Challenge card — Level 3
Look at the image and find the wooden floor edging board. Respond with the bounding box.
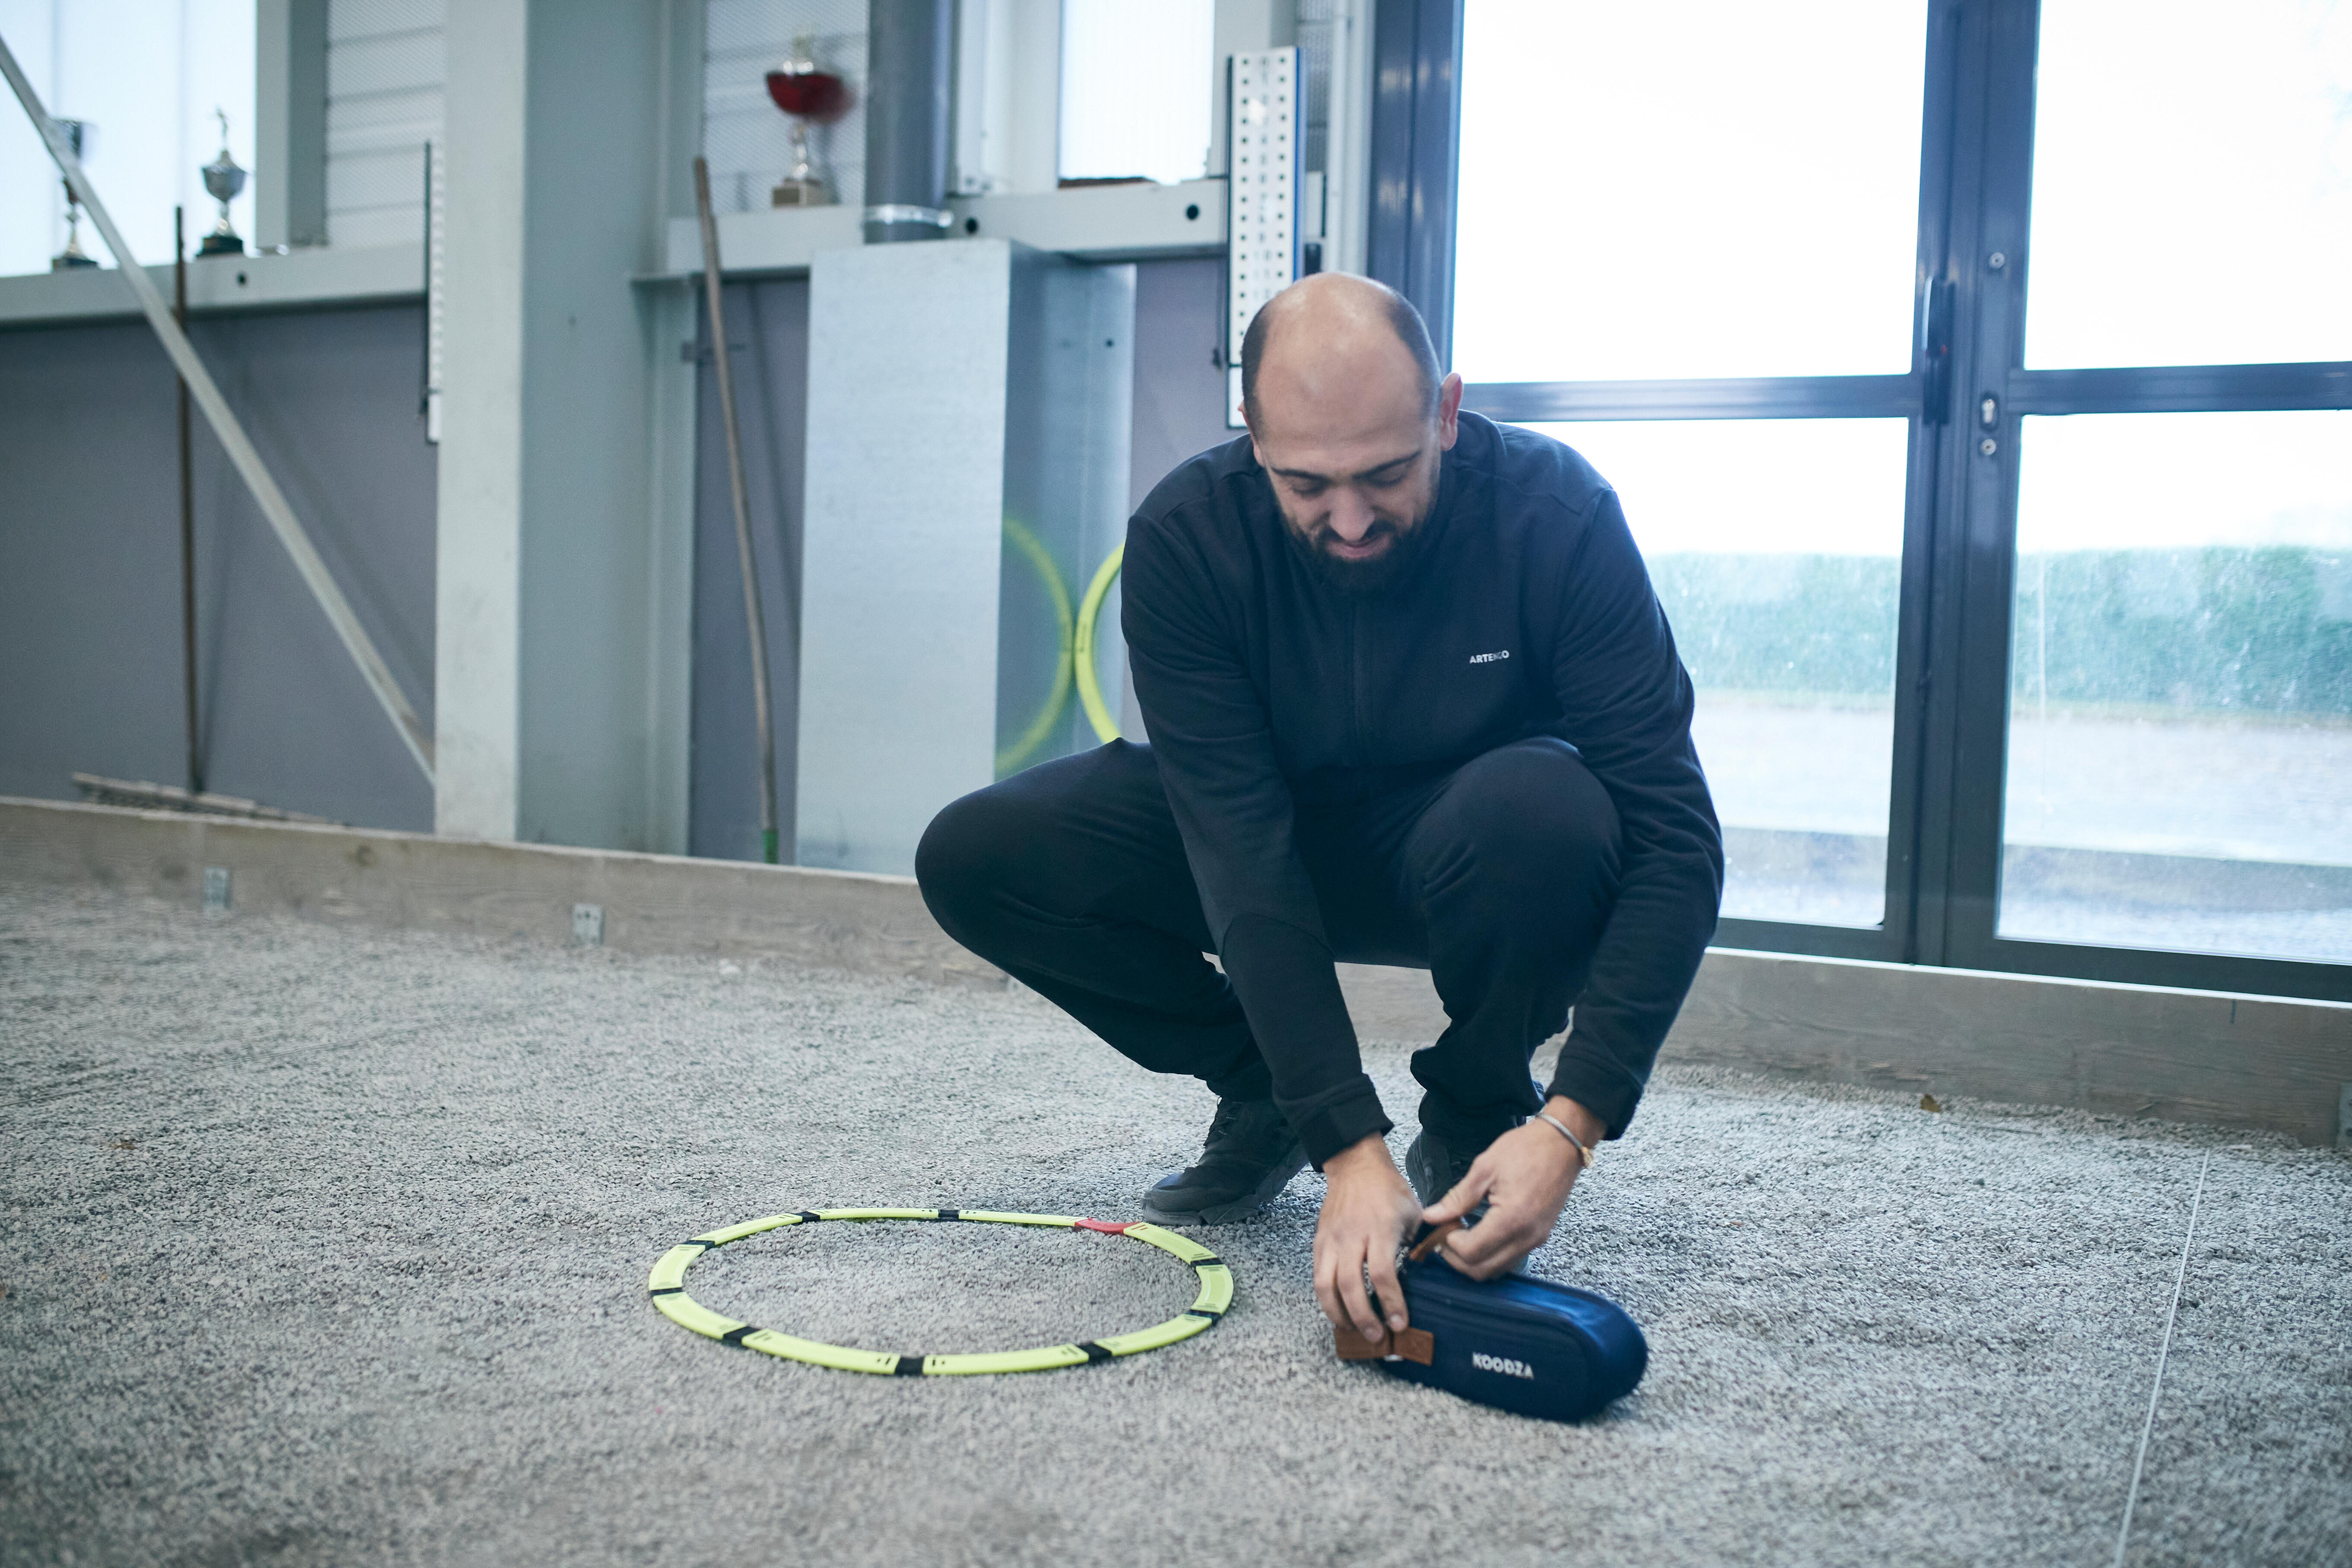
[0,795,995,988]
[6,795,2346,1145]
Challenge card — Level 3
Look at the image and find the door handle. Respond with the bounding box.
[1922,277,1956,426]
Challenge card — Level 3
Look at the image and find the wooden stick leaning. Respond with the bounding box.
[690,156,779,864]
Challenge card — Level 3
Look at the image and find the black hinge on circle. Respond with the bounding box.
[1921,278,1956,426]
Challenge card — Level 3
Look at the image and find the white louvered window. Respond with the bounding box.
[323,0,442,249]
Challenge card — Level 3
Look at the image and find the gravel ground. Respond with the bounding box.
[3,882,2347,1568]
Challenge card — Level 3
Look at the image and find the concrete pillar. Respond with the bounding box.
[254,0,328,251]
[435,0,687,849]
[796,240,1133,874]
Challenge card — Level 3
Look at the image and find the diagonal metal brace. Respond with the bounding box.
[0,31,435,782]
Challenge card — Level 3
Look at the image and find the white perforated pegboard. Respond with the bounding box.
[1226,47,1301,426]
[423,139,445,443]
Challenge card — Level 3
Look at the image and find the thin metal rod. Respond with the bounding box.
[175,205,202,795]
[0,31,434,782]
[692,156,779,865]
[2114,1149,2210,1568]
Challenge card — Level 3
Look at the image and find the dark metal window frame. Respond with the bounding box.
[1374,0,2352,1002]
[1367,0,1466,368]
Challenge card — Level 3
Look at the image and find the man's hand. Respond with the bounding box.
[1313,1133,1424,1340]
[1422,1097,1603,1279]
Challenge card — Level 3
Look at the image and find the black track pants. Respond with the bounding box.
[915,737,1623,1150]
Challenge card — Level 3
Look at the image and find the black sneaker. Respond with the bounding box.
[1408,1080,1546,1212]
[1407,1126,1536,1272]
[1140,1097,1308,1225]
[1404,1126,1487,1212]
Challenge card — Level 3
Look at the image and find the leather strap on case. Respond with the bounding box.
[1334,1322,1435,1364]
[1331,1220,1462,1365]
[1407,1218,1462,1263]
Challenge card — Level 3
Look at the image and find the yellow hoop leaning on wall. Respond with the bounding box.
[995,519,1075,775]
[1074,543,1125,744]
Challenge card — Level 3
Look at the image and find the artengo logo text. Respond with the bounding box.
[1471,1351,1535,1379]
[1468,649,1511,664]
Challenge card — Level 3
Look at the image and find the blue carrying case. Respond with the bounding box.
[1336,1221,1648,1422]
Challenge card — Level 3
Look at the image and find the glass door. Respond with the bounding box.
[1399,0,2352,998]
[1448,0,1945,957]
[1942,0,2352,994]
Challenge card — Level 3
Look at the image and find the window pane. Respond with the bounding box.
[2000,411,2352,963]
[0,0,257,278]
[1058,0,1215,185]
[2026,0,2352,369]
[1455,1,1927,383]
[1523,420,1911,926]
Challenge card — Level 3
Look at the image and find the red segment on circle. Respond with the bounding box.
[1073,1218,1138,1234]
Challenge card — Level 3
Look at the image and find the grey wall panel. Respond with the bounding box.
[0,305,437,830]
[684,255,1223,857]
[0,324,186,805]
[690,277,808,863]
[1128,256,1237,510]
[1117,256,1234,740]
[796,240,1015,874]
[996,255,1134,773]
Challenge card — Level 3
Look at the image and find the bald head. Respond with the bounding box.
[1240,274,1442,434]
[1239,275,1465,597]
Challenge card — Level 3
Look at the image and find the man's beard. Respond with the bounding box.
[1278,506,1435,599]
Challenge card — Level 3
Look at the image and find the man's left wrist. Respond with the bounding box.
[1534,1096,1603,1171]
[1542,1094,1605,1148]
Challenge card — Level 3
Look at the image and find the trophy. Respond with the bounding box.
[50,119,96,270]
[764,32,849,207]
[197,108,247,257]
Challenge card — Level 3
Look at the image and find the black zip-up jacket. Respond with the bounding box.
[1121,412,1723,1166]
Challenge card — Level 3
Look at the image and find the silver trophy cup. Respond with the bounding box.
[50,118,97,270]
[198,108,246,257]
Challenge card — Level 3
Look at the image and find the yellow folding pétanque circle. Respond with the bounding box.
[645,1208,1236,1376]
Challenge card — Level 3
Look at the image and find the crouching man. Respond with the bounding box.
[916,274,1722,1344]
